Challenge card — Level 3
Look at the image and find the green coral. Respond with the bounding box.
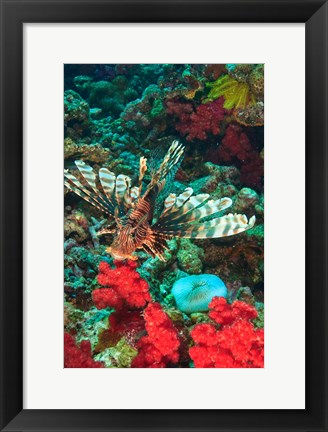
[177,239,204,275]
[138,238,180,290]
[190,312,212,324]
[64,304,111,350]
[253,302,264,329]
[150,99,165,118]
[245,223,264,241]
[76,307,111,350]
[94,338,138,368]
[236,286,255,305]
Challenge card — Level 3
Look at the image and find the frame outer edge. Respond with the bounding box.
[0,0,23,431]
[306,1,328,430]
[0,0,327,431]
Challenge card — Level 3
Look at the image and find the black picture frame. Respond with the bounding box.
[0,1,327,431]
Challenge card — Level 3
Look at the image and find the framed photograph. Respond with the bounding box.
[0,0,327,431]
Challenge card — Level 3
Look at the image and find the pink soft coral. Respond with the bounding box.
[92,260,151,311]
[132,302,180,368]
[189,297,264,368]
[216,124,263,189]
[166,97,226,141]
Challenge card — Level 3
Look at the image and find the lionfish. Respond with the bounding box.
[64,140,255,261]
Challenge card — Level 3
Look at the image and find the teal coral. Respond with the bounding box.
[172,274,227,314]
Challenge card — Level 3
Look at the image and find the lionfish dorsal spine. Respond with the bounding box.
[158,140,184,180]
[138,156,147,195]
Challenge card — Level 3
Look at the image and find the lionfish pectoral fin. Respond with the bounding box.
[159,195,233,227]
[64,170,111,215]
[177,214,256,238]
[115,174,132,212]
[141,229,172,261]
[96,225,116,236]
[155,213,256,239]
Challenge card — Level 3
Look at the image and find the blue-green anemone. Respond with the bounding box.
[171,274,227,314]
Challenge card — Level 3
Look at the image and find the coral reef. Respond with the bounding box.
[64,137,110,163]
[64,210,89,243]
[176,239,204,274]
[233,187,260,214]
[63,63,265,368]
[64,90,91,139]
[199,222,264,289]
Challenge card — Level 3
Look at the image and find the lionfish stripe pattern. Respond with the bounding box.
[64,140,255,261]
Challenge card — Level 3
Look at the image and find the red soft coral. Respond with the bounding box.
[92,260,151,311]
[189,297,264,368]
[218,124,251,162]
[208,297,258,324]
[132,302,180,368]
[166,98,226,141]
[208,297,234,325]
[64,333,103,368]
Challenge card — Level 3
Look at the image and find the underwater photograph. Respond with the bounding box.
[64,64,264,368]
